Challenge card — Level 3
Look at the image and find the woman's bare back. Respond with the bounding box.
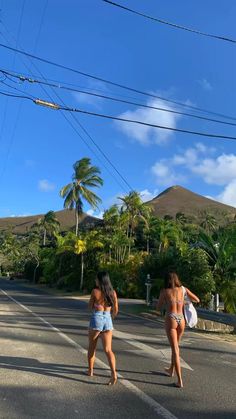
[165,287,184,314]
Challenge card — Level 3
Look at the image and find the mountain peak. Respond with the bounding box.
[147,184,236,220]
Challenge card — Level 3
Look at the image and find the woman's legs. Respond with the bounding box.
[88,329,100,376]
[166,327,183,387]
[101,330,117,385]
[165,318,185,380]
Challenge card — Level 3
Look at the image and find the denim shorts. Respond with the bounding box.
[89,311,113,332]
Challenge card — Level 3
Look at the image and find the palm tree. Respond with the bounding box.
[55,230,104,290]
[175,212,187,224]
[60,158,103,236]
[37,211,60,246]
[75,230,104,290]
[119,191,152,256]
[200,211,218,234]
[148,218,184,254]
[197,227,236,312]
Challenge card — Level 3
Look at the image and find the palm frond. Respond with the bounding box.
[60,183,73,198]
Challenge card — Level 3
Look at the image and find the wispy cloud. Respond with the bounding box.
[198,78,212,91]
[86,208,104,219]
[25,159,36,168]
[115,96,183,146]
[151,161,186,186]
[140,188,159,202]
[151,143,236,207]
[73,80,109,109]
[10,213,31,218]
[150,143,210,185]
[216,180,236,207]
[38,179,55,192]
[191,154,236,185]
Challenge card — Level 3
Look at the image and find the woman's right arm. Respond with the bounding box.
[185,288,200,303]
[88,289,95,310]
[156,289,165,312]
[112,291,118,318]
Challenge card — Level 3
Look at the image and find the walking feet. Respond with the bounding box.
[87,369,93,377]
[165,367,183,388]
[175,380,183,388]
[107,374,117,386]
[164,367,174,377]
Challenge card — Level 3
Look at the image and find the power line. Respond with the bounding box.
[2,89,236,142]
[0,41,235,122]
[0,79,35,98]
[0,26,133,192]
[0,0,26,182]
[33,0,48,53]
[48,81,133,191]
[102,0,236,44]
[2,68,236,128]
[0,90,32,101]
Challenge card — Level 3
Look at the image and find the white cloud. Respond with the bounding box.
[172,142,215,167]
[10,213,31,218]
[86,208,104,219]
[73,80,108,108]
[116,97,182,145]
[150,143,236,206]
[25,159,35,168]
[38,179,55,192]
[140,189,159,202]
[168,145,236,186]
[198,78,212,91]
[173,147,199,166]
[217,180,236,207]
[191,154,236,185]
[151,161,186,186]
[151,143,218,187]
[74,91,103,108]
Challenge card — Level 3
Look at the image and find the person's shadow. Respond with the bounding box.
[0,356,106,385]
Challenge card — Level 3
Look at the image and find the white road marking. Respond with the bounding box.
[1,288,178,419]
[113,330,193,370]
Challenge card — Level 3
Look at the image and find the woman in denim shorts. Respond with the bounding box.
[88,271,118,385]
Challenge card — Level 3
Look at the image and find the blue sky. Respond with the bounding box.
[0,0,236,218]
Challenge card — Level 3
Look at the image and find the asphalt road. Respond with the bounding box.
[0,278,235,419]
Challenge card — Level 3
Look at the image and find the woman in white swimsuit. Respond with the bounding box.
[157,272,200,388]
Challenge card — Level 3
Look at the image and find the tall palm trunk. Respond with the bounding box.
[80,252,84,290]
[75,211,79,236]
[33,260,40,283]
[43,229,47,246]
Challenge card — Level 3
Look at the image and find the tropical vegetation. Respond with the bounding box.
[0,158,236,313]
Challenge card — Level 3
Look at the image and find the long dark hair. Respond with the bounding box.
[164,271,182,289]
[96,271,114,307]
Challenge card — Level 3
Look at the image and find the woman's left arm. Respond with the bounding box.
[88,289,95,310]
[156,289,165,312]
[112,291,119,318]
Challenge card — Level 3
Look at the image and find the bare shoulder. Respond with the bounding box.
[159,288,166,298]
[185,287,200,303]
[92,288,101,298]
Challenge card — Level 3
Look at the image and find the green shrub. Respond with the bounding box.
[57,272,79,290]
[177,247,215,306]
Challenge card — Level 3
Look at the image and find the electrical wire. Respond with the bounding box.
[1,68,236,128]
[0,0,26,181]
[2,89,236,142]
[1,41,235,122]
[0,79,35,98]
[0,28,132,192]
[102,0,236,44]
